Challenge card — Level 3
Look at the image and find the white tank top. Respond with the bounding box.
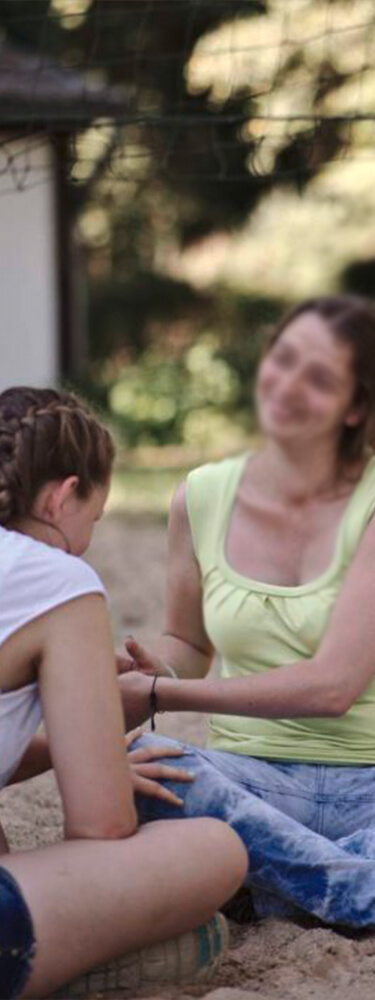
[0,526,106,789]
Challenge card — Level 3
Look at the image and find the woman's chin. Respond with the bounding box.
[258,414,301,440]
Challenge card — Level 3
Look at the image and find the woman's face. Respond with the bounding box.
[255,311,359,451]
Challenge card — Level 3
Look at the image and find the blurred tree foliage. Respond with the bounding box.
[0,0,267,232]
[88,272,209,361]
[1,0,373,444]
[109,337,239,446]
[86,289,285,446]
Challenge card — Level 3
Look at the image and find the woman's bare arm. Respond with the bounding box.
[122,513,375,721]
[124,483,214,680]
[40,594,137,841]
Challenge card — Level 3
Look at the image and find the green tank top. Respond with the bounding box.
[186,452,375,764]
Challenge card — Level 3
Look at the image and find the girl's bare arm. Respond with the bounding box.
[41,594,137,841]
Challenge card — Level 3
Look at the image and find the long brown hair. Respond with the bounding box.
[0,387,115,527]
[265,295,375,466]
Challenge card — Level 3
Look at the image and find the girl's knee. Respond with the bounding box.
[187,817,248,887]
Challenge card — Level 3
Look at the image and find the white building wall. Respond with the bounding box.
[0,138,58,391]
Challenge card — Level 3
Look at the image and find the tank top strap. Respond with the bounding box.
[186,453,248,573]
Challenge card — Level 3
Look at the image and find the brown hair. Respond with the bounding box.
[265,294,375,466]
[0,387,115,527]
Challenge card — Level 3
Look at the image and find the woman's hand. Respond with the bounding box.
[125,729,194,807]
[116,637,171,677]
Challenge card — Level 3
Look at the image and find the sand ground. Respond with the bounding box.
[1,512,375,1000]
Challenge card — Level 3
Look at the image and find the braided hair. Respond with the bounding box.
[0,387,115,527]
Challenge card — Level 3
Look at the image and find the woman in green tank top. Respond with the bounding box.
[121,295,375,927]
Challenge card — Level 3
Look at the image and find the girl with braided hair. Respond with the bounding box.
[0,387,246,1000]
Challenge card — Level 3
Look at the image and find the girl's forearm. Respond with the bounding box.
[156,658,346,719]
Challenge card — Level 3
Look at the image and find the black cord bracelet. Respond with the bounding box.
[150,674,158,732]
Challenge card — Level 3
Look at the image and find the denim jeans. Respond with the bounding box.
[135,734,375,929]
[0,866,35,999]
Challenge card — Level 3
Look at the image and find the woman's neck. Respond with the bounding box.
[253,441,360,505]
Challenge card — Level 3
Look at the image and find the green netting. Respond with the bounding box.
[0,0,375,198]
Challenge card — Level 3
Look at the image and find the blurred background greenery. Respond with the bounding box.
[3,0,375,513]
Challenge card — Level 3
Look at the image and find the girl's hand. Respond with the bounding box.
[116,652,133,674]
[119,637,170,677]
[125,728,194,807]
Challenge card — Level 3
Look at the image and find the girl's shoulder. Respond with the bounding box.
[0,524,103,588]
[0,527,105,648]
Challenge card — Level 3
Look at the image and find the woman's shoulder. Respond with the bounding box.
[326,452,375,577]
[343,452,375,540]
[184,452,249,561]
[186,451,248,496]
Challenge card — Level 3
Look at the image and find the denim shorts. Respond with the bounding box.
[0,866,35,999]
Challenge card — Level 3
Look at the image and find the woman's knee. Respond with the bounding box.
[134,734,185,751]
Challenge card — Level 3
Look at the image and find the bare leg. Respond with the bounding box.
[1,818,246,998]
